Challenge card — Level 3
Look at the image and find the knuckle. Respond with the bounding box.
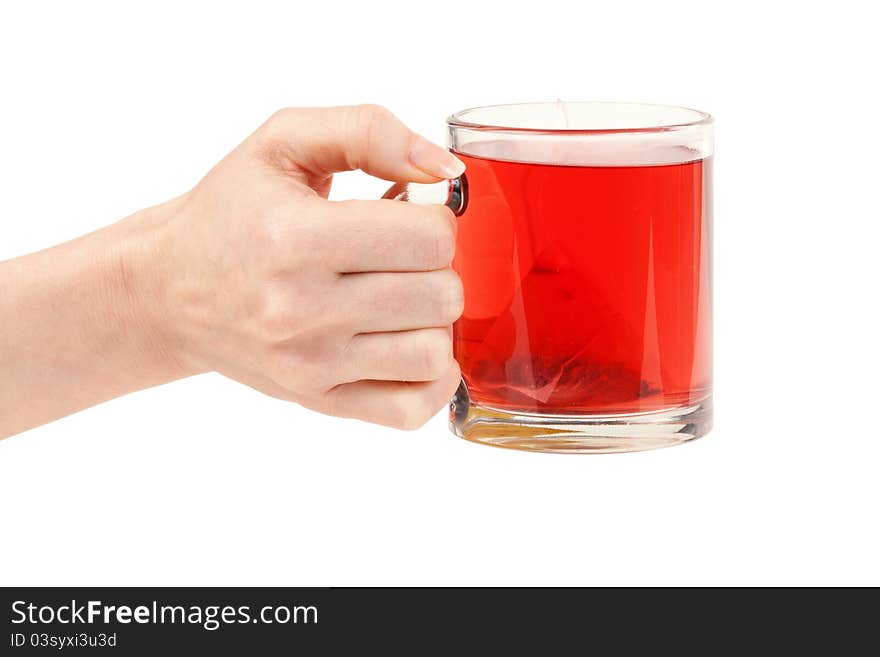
[395,397,432,431]
[257,205,292,248]
[400,414,427,431]
[418,209,456,268]
[419,331,453,379]
[259,200,321,268]
[339,104,394,171]
[433,270,464,322]
[353,103,393,130]
[381,397,410,430]
[261,107,297,139]
[258,290,298,340]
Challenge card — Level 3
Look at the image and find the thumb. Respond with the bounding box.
[255,104,465,183]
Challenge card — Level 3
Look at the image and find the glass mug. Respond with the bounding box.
[385,102,713,453]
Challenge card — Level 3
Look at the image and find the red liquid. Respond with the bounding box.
[452,152,712,414]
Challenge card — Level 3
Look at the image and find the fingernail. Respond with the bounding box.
[410,136,466,179]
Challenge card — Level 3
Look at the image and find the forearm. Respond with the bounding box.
[0,200,194,438]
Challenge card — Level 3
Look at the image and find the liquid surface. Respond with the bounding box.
[452,152,712,414]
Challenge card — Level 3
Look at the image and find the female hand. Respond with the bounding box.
[0,105,466,437]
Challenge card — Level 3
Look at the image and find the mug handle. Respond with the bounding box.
[381,176,468,216]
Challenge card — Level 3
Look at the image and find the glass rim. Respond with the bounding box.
[447,101,713,135]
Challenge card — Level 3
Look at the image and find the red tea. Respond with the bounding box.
[452,151,712,414]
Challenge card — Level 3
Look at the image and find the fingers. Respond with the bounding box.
[257,104,465,182]
[325,361,461,430]
[336,268,464,333]
[321,199,456,273]
[338,327,453,383]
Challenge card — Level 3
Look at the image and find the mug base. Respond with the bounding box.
[449,395,713,454]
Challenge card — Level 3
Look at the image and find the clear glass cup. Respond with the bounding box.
[389,102,713,453]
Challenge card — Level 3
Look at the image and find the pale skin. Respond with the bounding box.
[0,105,468,439]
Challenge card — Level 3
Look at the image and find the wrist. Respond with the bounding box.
[104,196,202,382]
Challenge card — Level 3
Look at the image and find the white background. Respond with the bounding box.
[1,0,877,586]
